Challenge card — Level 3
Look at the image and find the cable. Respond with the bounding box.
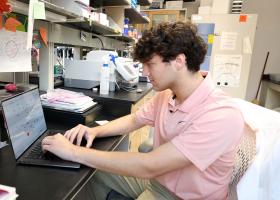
[92,35,104,49]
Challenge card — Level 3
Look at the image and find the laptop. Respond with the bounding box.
[1,88,80,169]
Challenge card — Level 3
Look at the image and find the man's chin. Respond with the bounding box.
[152,85,162,92]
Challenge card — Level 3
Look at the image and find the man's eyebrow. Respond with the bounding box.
[146,61,155,65]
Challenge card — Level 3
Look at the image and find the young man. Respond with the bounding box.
[42,21,244,199]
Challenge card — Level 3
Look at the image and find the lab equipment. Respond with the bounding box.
[64,50,138,89]
[100,61,110,94]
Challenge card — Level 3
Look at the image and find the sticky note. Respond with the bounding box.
[239,15,247,22]
[39,27,48,47]
[33,2,46,19]
[5,17,22,32]
[208,34,214,44]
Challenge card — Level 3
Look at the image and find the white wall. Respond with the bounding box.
[242,0,280,100]
[0,73,14,82]
[183,2,200,18]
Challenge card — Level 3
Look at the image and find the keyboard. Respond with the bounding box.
[25,131,63,161]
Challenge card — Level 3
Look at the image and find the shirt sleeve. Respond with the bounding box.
[135,95,157,127]
[171,106,244,171]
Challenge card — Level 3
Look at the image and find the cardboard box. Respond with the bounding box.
[165,1,183,9]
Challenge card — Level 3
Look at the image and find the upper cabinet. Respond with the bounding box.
[142,9,187,28]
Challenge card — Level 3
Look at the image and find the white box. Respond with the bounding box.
[165,1,183,9]
[99,13,108,26]
[198,6,212,14]
[90,12,100,22]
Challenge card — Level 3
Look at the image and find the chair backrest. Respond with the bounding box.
[228,123,256,200]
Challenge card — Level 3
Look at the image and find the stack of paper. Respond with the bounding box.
[40,89,97,113]
[0,184,18,200]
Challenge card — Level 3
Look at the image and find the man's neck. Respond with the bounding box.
[172,71,204,105]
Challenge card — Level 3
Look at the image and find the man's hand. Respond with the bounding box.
[64,124,96,148]
[42,133,78,162]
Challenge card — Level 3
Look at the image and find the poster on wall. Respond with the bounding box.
[220,32,238,51]
[0,29,31,72]
[213,54,242,87]
[196,23,215,71]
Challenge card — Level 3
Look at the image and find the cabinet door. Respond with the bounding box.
[137,10,187,34]
[149,10,180,28]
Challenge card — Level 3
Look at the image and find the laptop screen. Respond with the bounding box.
[2,89,47,159]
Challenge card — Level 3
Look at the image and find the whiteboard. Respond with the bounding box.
[0,30,31,72]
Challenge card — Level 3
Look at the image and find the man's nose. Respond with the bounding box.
[142,64,149,76]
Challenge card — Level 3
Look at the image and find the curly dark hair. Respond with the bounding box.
[133,21,207,72]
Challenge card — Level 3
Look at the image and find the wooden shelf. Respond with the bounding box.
[125,8,150,24]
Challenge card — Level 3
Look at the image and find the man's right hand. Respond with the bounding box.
[64,124,97,148]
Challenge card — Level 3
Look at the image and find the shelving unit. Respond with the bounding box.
[56,18,121,35]
[42,0,82,19]
[104,34,135,42]
[90,0,130,7]
[125,8,150,24]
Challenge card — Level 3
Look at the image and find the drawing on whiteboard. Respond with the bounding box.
[0,29,31,72]
[213,54,242,87]
[5,40,19,59]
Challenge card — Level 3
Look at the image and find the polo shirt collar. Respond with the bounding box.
[168,74,215,113]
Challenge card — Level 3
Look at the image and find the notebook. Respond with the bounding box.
[1,88,80,168]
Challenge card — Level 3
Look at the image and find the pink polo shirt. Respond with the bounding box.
[135,75,244,200]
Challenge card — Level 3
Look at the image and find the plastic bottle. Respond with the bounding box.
[123,18,129,36]
[100,61,110,95]
[109,66,116,92]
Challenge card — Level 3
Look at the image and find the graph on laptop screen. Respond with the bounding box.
[2,89,47,159]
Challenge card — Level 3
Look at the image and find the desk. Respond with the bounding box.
[62,82,153,117]
[0,120,126,200]
[62,82,154,152]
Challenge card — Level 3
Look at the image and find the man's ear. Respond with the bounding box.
[174,54,186,70]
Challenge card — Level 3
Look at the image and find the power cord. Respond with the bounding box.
[92,35,104,49]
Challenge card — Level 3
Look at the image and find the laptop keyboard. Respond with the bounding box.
[25,142,56,160]
[24,131,62,161]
